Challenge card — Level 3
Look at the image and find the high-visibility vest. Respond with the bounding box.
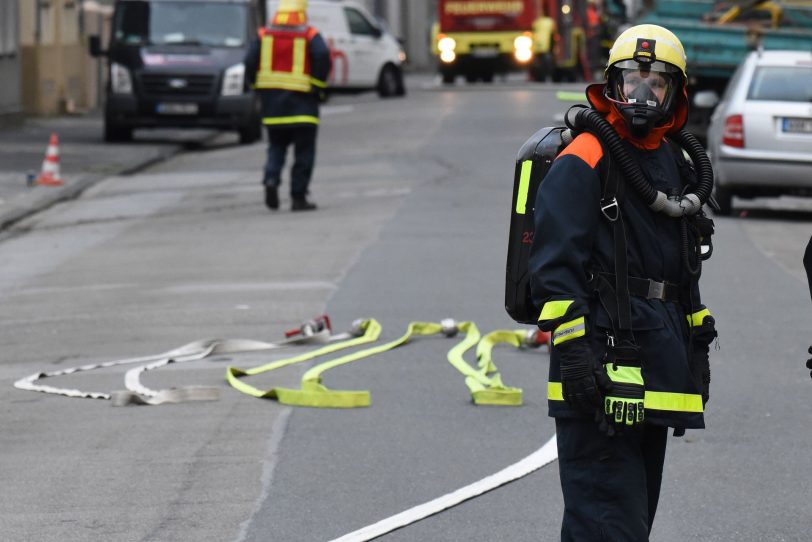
[255,26,317,93]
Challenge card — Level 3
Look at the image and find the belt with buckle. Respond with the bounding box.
[598,273,681,303]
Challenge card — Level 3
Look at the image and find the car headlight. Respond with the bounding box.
[111,62,133,94]
[221,63,245,96]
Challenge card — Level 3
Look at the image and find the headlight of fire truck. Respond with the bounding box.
[513,34,533,63]
[437,34,456,63]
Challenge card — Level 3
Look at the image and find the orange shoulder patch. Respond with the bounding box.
[556,132,604,169]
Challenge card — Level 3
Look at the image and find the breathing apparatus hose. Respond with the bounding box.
[564,106,714,217]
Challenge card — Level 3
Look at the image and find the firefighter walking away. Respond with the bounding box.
[245,0,331,211]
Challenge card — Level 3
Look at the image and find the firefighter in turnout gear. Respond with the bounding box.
[529,24,718,541]
[245,0,331,211]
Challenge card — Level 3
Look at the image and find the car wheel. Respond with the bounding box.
[713,186,733,216]
[441,70,455,85]
[377,64,402,98]
[104,119,133,143]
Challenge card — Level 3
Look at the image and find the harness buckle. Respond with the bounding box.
[647,280,666,300]
[600,198,619,222]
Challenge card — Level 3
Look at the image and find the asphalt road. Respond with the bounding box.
[1,76,810,542]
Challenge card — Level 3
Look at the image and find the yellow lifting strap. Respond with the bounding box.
[446,322,525,406]
[226,320,462,408]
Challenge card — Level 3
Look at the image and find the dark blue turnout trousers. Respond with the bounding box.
[263,125,318,198]
[556,418,668,542]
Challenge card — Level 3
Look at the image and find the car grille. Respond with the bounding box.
[140,74,216,96]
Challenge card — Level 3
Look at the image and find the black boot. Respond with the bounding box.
[265,185,279,210]
[291,197,317,211]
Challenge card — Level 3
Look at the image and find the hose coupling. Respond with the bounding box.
[440,318,459,338]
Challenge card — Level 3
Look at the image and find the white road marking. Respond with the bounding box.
[328,434,558,542]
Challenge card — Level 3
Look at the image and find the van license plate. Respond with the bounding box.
[156,103,198,115]
[782,118,812,133]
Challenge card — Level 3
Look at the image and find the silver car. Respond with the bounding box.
[706,50,812,215]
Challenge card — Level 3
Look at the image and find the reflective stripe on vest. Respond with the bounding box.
[256,27,312,92]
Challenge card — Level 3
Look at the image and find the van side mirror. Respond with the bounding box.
[89,35,106,57]
[371,26,383,39]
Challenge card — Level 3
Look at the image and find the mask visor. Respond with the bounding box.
[611,60,679,110]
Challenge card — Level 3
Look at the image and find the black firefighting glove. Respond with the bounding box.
[602,342,646,433]
[558,339,613,415]
[690,316,717,406]
[806,346,812,379]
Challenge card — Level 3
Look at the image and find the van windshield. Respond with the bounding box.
[113,1,248,47]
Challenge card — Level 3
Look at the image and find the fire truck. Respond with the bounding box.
[431,0,596,84]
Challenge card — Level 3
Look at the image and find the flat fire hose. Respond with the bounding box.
[226,320,469,408]
[446,322,549,406]
[12,316,355,405]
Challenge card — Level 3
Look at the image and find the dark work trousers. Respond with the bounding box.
[556,418,668,542]
[263,125,318,198]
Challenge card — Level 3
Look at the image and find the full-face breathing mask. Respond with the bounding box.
[606,60,681,138]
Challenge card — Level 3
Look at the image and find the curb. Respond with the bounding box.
[0,141,190,232]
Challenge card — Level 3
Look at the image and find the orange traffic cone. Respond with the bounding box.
[35,133,64,186]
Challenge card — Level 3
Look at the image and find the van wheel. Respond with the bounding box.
[377,65,404,98]
[104,120,133,143]
[441,71,455,85]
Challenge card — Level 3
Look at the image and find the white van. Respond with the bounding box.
[266,0,406,97]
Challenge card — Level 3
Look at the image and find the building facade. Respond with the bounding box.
[0,0,22,124]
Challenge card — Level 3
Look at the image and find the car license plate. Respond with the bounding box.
[156,102,198,115]
[471,46,499,58]
[782,117,812,133]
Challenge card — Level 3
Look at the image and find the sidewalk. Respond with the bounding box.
[0,112,218,230]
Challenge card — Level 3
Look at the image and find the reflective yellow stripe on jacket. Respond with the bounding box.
[687,308,712,327]
[262,115,319,125]
[547,382,704,413]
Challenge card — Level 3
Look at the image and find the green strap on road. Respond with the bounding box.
[446,323,523,406]
[226,320,460,408]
